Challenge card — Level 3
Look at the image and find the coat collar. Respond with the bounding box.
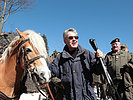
[111,50,124,56]
[62,45,85,59]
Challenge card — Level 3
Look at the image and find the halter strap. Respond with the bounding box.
[0,91,18,100]
[24,55,44,67]
[0,83,24,100]
[18,39,50,99]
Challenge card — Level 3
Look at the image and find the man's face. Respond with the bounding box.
[64,31,78,51]
[111,42,121,52]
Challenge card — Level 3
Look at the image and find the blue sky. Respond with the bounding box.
[3,0,133,55]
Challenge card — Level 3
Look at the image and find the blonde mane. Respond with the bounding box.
[0,30,48,62]
[23,30,48,58]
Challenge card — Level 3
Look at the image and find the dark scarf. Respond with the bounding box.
[66,46,78,59]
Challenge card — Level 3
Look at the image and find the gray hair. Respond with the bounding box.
[63,28,78,40]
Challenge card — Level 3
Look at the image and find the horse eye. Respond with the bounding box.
[26,48,32,53]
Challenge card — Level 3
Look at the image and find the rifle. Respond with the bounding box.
[89,39,121,100]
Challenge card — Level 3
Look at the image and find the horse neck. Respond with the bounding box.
[0,46,24,97]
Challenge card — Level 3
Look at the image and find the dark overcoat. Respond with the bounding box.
[49,45,103,100]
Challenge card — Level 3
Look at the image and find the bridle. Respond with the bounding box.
[17,39,44,70]
[0,38,54,100]
[18,38,54,100]
[20,39,54,100]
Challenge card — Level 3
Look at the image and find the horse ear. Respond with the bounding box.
[38,33,40,35]
[16,28,28,38]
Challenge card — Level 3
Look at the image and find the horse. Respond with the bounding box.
[0,29,51,100]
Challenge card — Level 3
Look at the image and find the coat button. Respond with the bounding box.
[73,70,75,73]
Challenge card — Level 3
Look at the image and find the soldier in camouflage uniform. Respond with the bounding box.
[121,44,133,100]
[105,38,133,100]
[121,44,128,52]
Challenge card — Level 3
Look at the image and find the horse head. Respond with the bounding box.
[16,29,51,84]
[0,29,51,99]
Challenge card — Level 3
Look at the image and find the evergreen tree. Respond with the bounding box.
[42,34,49,54]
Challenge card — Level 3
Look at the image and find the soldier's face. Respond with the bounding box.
[111,42,121,52]
[64,31,78,51]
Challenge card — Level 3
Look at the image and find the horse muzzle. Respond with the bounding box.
[31,67,51,85]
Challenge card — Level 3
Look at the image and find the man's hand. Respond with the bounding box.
[95,49,104,58]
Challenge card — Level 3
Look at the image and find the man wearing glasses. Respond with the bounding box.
[49,28,104,100]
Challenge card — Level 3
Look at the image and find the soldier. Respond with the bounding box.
[121,44,133,100]
[105,38,133,100]
[121,44,128,52]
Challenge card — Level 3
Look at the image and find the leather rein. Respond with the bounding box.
[0,39,54,100]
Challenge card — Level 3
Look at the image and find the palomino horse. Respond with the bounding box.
[0,29,51,100]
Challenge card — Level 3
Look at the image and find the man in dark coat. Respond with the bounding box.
[49,28,104,100]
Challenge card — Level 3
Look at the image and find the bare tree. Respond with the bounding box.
[0,0,36,33]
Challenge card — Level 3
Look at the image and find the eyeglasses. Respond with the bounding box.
[68,36,79,40]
